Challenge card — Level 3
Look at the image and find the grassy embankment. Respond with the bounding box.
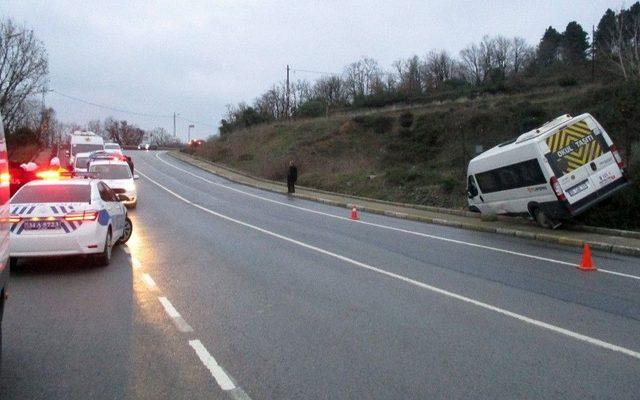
[191,83,640,230]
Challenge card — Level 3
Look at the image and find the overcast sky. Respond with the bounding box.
[1,0,623,140]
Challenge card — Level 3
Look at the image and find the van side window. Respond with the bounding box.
[467,175,479,197]
[475,159,546,194]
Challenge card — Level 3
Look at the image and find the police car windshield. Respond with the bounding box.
[12,184,91,203]
[72,144,103,155]
[89,164,132,179]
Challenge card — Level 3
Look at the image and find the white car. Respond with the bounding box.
[9,179,132,267]
[88,157,138,208]
[104,142,123,155]
[73,151,93,173]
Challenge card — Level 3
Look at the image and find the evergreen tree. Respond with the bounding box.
[536,26,562,67]
[561,21,590,63]
[595,9,617,56]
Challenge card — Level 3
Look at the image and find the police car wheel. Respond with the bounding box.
[94,229,112,267]
[118,218,133,245]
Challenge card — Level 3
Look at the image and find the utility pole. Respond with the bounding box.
[188,124,194,143]
[286,65,290,119]
[173,112,177,137]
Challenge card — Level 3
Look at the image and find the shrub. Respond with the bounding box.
[296,100,326,118]
[353,114,394,134]
[558,76,578,87]
[238,153,253,161]
[440,177,459,193]
[399,112,414,128]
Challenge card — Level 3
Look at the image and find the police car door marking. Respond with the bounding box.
[50,206,58,214]
[26,206,36,215]
[59,205,67,213]
[19,206,28,214]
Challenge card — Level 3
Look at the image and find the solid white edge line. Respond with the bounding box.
[154,152,640,280]
[189,339,236,391]
[139,169,640,361]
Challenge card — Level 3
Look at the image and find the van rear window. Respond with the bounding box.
[12,184,91,203]
[475,159,546,194]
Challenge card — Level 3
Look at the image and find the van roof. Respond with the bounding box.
[470,113,592,163]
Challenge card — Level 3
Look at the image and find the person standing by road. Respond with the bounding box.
[287,160,298,194]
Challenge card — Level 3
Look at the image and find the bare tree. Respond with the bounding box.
[510,37,534,75]
[459,43,483,85]
[492,35,512,78]
[394,55,423,96]
[149,127,180,147]
[313,75,346,106]
[0,18,49,133]
[105,118,145,146]
[422,50,454,89]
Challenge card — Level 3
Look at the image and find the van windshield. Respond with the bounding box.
[72,143,103,156]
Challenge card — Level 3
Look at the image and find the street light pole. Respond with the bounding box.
[173,112,179,137]
[188,124,194,143]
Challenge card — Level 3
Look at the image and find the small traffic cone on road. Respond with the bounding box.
[577,243,596,271]
[350,206,359,220]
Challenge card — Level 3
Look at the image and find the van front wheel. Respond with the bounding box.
[533,208,560,229]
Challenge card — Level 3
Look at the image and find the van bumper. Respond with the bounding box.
[539,177,630,219]
[568,177,630,216]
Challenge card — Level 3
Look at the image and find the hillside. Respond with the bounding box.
[189,83,640,230]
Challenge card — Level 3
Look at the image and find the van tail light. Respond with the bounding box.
[65,210,99,221]
[610,144,625,170]
[550,176,566,201]
[8,215,21,223]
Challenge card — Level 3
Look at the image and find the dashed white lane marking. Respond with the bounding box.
[139,169,640,361]
[142,273,157,289]
[153,152,640,282]
[189,339,236,391]
[158,296,194,333]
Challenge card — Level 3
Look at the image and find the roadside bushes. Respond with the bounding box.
[352,114,394,134]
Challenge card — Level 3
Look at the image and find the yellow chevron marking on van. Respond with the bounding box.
[546,121,603,174]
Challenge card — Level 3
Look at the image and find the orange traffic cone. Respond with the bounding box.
[577,243,596,271]
[350,206,359,220]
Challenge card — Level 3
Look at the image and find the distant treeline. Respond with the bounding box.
[219,3,640,136]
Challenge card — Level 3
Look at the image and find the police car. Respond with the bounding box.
[87,152,138,208]
[9,178,133,267]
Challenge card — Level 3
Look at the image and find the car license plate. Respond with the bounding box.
[568,181,589,196]
[23,221,61,230]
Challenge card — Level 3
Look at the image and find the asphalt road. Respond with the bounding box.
[2,150,640,399]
